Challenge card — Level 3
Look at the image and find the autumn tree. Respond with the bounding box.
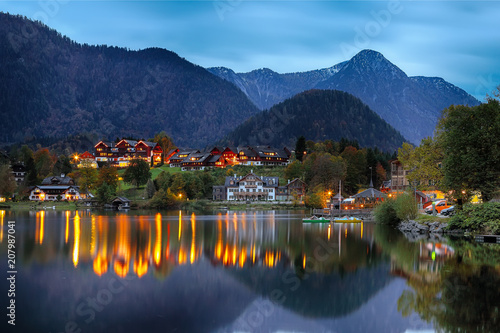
[304,152,346,192]
[436,99,500,202]
[152,131,176,163]
[284,160,304,181]
[0,163,16,197]
[96,164,119,191]
[96,182,114,204]
[75,167,98,194]
[123,158,151,188]
[397,137,443,190]
[33,148,55,179]
[170,173,186,198]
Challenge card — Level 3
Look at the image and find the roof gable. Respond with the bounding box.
[240,172,263,182]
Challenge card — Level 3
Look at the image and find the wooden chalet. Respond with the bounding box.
[276,178,306,201]
[222,147,239,165]
[253,145,289,166]
[94,139,163,167]
[169,150,200,168]
[165,148,180,163]
[168,145,290,170]
[77,151,98,168]
[29,175,85,201]
[135,140,163,165]
[237,147,261,165]
[180,152,212,171]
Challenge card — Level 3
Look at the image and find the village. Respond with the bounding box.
[1,137,452,213]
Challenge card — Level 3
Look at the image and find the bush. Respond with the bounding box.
[374,193,417,225]
[449,202,500,233]
[394,193,418,221]
[374,199,399,225]
[305,193,323,209]
[147,188,181,209]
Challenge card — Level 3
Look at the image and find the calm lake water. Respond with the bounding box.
[0,209,499,333]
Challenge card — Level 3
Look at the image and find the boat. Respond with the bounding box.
[333,216,363,223]
[302,216,331,223]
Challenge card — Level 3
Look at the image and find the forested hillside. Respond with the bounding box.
[221,89,406,152]
[0,13,259,147]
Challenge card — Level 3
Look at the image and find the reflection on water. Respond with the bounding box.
[0,210,383,279]
[0,209,499,333]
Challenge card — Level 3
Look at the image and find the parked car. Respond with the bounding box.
[441,206,455,216]
[425,200,453,214]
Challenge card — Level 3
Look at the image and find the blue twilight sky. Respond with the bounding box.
[1,1,499,101]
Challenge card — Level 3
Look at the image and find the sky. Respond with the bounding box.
[1,1,499,101]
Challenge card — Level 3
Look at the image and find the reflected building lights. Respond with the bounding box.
[73,212,80,267]
[133,217,151,278]
[114,215,131,277]
[0,210,4,243]
[190,213,196,264]
[19,211,380,279]
[90,215,96,256]
[93,216,109,276]
[154,213,162,266]
[65,211,70,243]
[178,211,182,240]
[39,210,45,245]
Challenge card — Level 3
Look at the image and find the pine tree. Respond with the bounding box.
[295,136,306,162]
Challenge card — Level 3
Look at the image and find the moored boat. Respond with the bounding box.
[333,216,363,223]
[302,216,331,223]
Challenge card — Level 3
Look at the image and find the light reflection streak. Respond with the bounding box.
[190,213,196,264]
[39,210,45,245]
[21,211,378,279]
[0,210,4,243]
[73,212,80,267]
[65,211,70,243]
[154,213,162,266]
[178,211,182,240]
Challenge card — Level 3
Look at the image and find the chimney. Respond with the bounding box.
[61,174,65,178]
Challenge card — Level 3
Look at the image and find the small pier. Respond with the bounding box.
[312,208,373,218]
[475,235,500,244]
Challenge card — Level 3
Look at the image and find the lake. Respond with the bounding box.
[1,209,499,333]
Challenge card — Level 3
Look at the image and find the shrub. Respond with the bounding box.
[305,193,323,209]
[374,199,399,225]
[394,193,418,221]
[374,193,417,225]
[449,202,500,233]
[147,188,181,209]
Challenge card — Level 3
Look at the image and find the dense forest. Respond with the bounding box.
[221,89,407,152]
[0,13,259,147]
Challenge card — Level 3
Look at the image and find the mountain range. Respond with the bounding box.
[221,89,406,152]
[209,50,480,144]
[0,13,480,150]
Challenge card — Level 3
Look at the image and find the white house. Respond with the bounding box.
[226,172,279,201]
[29,175,84,201]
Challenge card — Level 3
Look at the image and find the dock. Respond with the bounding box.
[313,208,373,218]
[475,235,500,244]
